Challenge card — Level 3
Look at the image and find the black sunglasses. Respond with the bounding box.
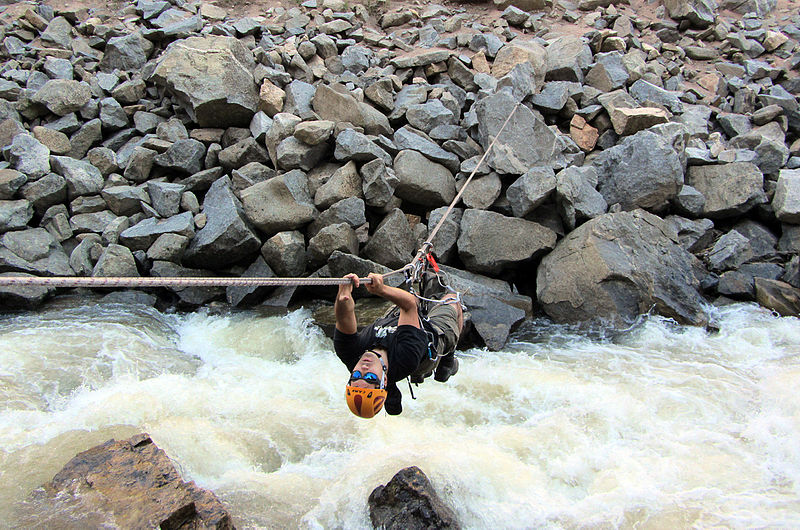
[349,370,381,386]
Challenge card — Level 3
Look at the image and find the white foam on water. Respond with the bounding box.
[1,300,799,528]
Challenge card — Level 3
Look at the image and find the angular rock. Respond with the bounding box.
[312,84,392,136]
[315,161,362,210]
[772,169,800,223]
[363,208,416,269]
[149,36,259,127]
[20,173,67,215]
[7,133,51,180]
[333,128,390,164]
[32,80,92,116]
[119,211,195,252]
[241,170,317,236]
[0,272,55,309]
[100,32,154,72]
[218,137,270,170]
[295,120,334,146]
[124,147,157,183]
[261,230,307,277]
[0,199,33,233]
[474,91,558,175]
[50,156,103,198]
[491,41,546,89]
[393,150,456,208]
[308,222,359,266]
[461,173,501,210]
[755,278,800,316]
[147,181,184,218]
[545,35,593,83]
[507,166,557,218]
[393,127,460,173]
[369,467,460,530]
[686,162,767,219]
[555,165,607,230]
[19,434,232,529]
[0,169,27,200]
[591,130,683,212]
[153,139,205,175]
[276,136,328,171]
[427,207,463,263]
[361,159,399,208]
[93,243,139,277]
[537,210,709,326]
[227,256,276,306]
[458,209,557,275]
[0,227,73,276]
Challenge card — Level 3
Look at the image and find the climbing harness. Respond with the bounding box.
[0,102,521,296]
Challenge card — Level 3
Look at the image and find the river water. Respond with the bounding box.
[1,295,798,529]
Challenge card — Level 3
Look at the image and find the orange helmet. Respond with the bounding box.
[345,386,388,418]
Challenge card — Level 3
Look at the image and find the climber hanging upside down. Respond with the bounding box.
[334,271,464,418]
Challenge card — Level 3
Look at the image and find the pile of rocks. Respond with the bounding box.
[0,0,798,348]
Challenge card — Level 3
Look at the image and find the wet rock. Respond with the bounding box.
[18,434,233,529]
[537,210,709,326]
[755,278,800,316]
[0,272,55,309]
[369,466,460,530]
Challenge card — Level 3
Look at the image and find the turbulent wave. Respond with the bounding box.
[1,298,798,528]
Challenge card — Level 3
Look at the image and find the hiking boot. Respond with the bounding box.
[434,354,459,382]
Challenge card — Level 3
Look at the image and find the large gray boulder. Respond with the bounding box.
[183,177,261,269]
[49,156,104,199]
[261,231,306,277]
[7,133,50,180]
[393,150,456,208]
[17,434,233,529]
[458,209,557,275]
[100,32,154,72]
[93,244,139,277]
[363,208,416,269]
[591,130,683,212]
[427,207,463,264]
[360,159,398,208]
[226,256,276,306]
[240,170,318,236]
[555,165,608,230]
[772,169,800,223]
[474,90,559,175]
[119,211,195,252]
[102,186,150,216]
[0,228,74,276]
[393,126,460,173]
[149,36,259,127]
[0,199,33,233]
[545,35,593,83]
[664,0,718,27]
[537,210,709,326]
[312,84,392,136]
[686,162,767,218]
[314,161,362,209]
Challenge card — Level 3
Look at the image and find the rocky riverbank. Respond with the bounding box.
[0,0,798,349]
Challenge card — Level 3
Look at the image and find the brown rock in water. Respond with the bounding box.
[369,466,460,529]
[755,278,800,316]
[18,433,234,529]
